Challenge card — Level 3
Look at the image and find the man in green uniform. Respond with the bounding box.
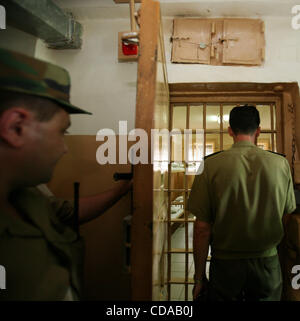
[188,105,296,301]
[0,48,131,300]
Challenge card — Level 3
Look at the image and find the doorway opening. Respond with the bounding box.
[166,83,284,301]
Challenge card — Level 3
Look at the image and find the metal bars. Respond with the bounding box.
[167,101,277,301]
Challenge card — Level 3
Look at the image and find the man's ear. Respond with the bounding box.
[255,126,261,138]
[228,127,234,137]
[0,108,32,147]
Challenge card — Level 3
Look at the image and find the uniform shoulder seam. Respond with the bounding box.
[266,150,286,158]
[204,151,224,160]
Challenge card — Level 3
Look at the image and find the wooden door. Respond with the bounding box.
[131,0,169,300]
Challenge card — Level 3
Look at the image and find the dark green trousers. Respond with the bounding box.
[208,255,282,301]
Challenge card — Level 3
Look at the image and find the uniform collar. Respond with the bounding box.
[232,141,256,148]
[0,187,77,244]
[0,188,59,239]
[12,188,76,243]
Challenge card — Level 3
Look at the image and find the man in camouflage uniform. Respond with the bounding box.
[0,48,131,300]
[189,105,296,301]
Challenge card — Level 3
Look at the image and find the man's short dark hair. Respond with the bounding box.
[229,105,260,135]
[0,90,61,122]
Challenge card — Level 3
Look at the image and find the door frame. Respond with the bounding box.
[132,0,167,300]
[169,82,300,174]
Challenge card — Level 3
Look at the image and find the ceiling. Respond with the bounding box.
[52,0,300,20]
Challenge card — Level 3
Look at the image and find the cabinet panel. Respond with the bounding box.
[222,19,264,65]
[171,18,265,66]
[172,19,212,64]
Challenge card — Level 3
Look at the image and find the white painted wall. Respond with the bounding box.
[35,1,300,134]
[35,19,137,135]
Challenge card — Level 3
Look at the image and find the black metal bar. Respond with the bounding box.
[113,172,133,181]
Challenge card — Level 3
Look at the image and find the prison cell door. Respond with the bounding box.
[131,0,170,300]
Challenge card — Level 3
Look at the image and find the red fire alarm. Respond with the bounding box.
[118,32,138,62]
[122,41,138,56]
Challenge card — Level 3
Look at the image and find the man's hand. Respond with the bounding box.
[193,219,211,300]
[116,179,133,197]
[193,277,209,301]
[193,283,203,300]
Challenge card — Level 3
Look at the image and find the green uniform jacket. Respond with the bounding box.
[188,141,296,259]
[0,187,84,301]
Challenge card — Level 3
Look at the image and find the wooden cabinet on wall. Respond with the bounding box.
[172,18,265,66]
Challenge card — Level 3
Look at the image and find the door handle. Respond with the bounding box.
[113,172,133,181]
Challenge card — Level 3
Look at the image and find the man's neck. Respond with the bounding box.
[233,135,256,144]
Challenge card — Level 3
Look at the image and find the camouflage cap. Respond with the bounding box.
[0,47,92,115]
